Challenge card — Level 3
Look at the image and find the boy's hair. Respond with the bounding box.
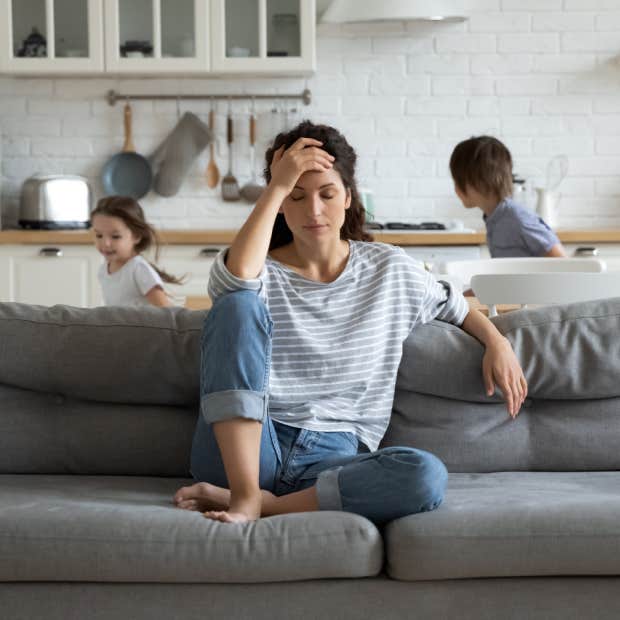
[91,195,185,285]
[449,136,513,201]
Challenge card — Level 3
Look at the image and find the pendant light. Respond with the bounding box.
[320,0,467,24]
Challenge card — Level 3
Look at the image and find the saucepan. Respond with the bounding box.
[101,101,152,199]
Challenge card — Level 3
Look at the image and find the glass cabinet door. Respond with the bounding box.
[1,0,104,73]
[267,0,301,59]
[104,0,209,73]
[211,0,314,74]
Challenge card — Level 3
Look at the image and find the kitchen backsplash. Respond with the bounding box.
[2,0,620,231]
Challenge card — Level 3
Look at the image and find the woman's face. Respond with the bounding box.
[280,167,351,244]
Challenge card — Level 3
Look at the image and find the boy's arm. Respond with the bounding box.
[544,243,567,257]
[460,309,528,418]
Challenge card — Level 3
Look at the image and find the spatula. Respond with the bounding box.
[221,108,240,201]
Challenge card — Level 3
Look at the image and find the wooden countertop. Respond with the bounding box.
[1,229,619,246]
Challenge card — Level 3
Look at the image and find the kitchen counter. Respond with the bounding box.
[1,229,620,246]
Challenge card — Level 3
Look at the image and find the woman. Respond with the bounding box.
[174,121,527,525]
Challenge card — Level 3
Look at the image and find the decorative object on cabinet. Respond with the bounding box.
[321,0,467,23]
[17,27,47,57]
[101,102,153,200]
[119,40,153,58]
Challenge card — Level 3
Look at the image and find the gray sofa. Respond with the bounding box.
[1,298,620,620]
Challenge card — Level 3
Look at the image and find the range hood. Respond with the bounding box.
[320,0,467,23]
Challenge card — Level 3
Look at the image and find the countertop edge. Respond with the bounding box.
[0,229,619,245]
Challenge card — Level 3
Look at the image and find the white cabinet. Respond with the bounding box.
[0,0,315,75]
[156,244,222,300]
[0,243,222,308]
[103,0,210,74]
[401,245,482,272]
[0,0,104,74]
[211,0,315,75]
[0,245,99,307]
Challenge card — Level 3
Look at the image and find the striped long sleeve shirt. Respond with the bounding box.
[208,241,469,451]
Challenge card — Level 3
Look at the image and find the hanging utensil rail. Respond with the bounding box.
[105,88,312,106]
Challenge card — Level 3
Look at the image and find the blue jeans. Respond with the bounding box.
[190,289,448,525]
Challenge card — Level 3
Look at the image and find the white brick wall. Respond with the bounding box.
[2,2,620,231]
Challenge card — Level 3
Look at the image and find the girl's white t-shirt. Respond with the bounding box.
[98,255,164,307]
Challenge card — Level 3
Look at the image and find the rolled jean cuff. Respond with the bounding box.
[200,389,268,424]
[315,467,343,511]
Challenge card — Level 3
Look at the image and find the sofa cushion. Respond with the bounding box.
[0,384,195,476]
[383,392,620,472]
[385,297,620,471]
[0,475,383,583]
[386,471,620,581]
[0,303,204,405]
[398,297,620,402]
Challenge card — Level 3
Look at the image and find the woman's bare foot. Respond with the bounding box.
[173,482,230,512]
[203,491,262,524]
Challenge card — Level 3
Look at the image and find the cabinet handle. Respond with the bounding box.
[573,246,598,257]
[39,247,63,257]
[199,248,220,257]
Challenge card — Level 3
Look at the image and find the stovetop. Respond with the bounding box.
[366,221,446,231]
[365,221,476,233]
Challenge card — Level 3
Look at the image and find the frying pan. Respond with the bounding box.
[101,102,152,199]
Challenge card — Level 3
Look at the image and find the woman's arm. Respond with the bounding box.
[226,138,335,279]
[460,309,528,418]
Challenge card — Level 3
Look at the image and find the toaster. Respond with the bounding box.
[19,175,92,229]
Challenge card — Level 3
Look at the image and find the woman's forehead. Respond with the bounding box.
[295,168,343,190]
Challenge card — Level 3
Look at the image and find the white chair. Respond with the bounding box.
[471,271,620,317]
[437,257,607,292]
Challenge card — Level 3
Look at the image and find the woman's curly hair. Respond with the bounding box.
[264,121,373,250]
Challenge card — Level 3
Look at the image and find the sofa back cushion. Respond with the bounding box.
[0,303,202,475]
[0,303,203,404]
[1,298,619,475]
[384,297,620,471]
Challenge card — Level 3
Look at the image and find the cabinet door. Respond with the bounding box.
[0,0,104,74]
[104,0,209,73]
[211,0,315,75]
[1,246,95,307]
[155,244,222,303]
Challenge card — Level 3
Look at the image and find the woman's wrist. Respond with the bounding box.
[258,183,290,211]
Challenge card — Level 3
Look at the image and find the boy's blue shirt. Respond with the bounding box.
[483,197,560,258]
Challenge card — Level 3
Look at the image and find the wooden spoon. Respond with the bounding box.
[205,108,220,188]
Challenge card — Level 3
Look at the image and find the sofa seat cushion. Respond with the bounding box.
[0,475,382,583]
[386,472,620,581]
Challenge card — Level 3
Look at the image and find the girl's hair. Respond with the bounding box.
[90,195,185,285]
[449,135,513,201]
[263,120,373,251]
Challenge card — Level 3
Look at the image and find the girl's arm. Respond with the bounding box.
[225,138,335,279]
[460,309,528,418]
[145,286,173,307]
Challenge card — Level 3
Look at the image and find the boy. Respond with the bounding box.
[450,136,566,258]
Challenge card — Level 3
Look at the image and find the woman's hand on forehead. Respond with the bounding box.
[270,137,335,195]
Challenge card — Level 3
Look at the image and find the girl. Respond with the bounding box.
[91,196,183,308]
[174,122,527,525]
